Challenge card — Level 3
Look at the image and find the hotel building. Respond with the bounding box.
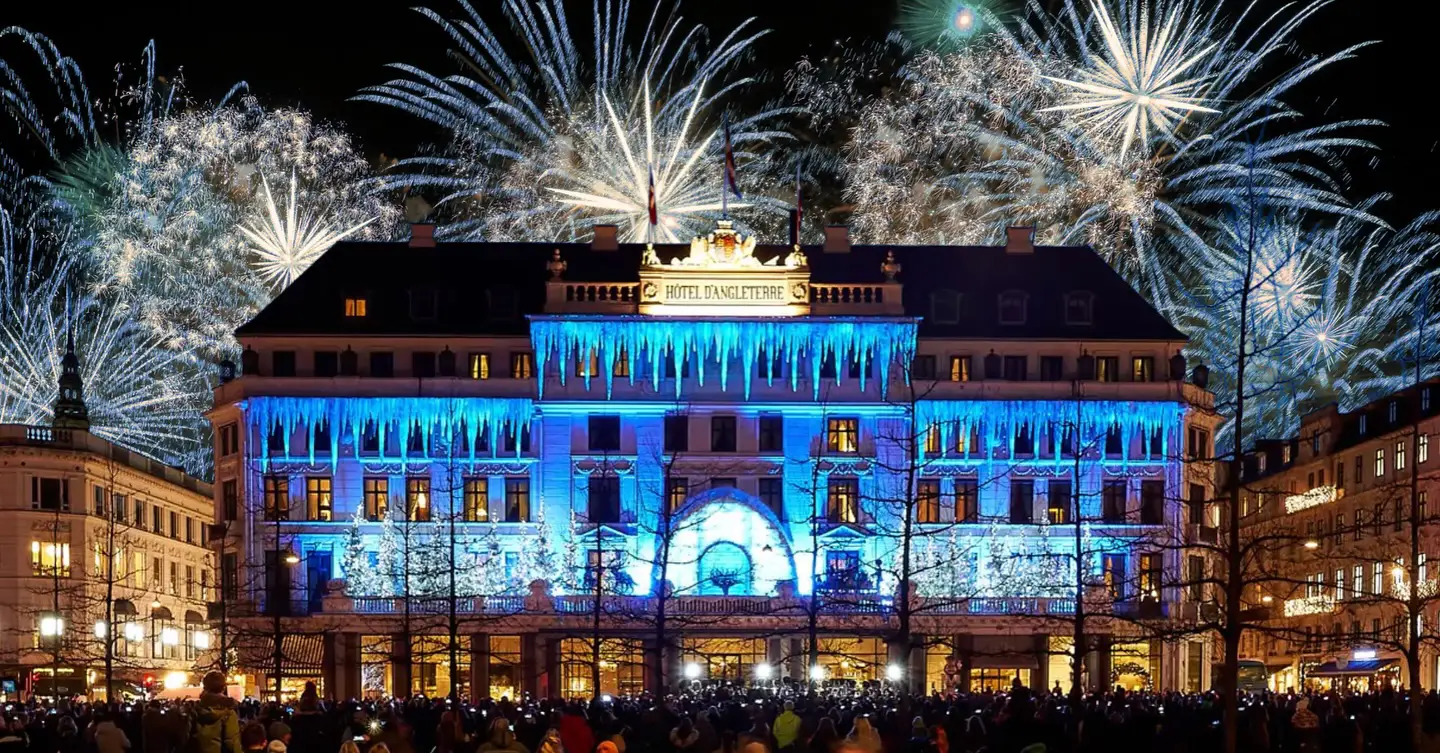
[211,221,1219,700]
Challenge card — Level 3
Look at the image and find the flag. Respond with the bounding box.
[792,163,802,246]
[723,112,741,200]
[647,166,658,227]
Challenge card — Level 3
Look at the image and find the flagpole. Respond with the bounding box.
[721,157,729,220]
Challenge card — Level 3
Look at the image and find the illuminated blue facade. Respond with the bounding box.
[212,223,1218,698]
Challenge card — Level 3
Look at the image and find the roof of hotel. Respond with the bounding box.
[237,239,1186,342]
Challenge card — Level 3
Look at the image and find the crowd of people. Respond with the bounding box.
[5,672,1440,753]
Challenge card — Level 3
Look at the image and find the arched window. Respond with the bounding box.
[998,290,1028,325]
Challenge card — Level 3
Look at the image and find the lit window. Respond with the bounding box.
[827,478,860,524]
[924,428,941,454]
[504,478,530,522]
[916,480,940,523]
[31,541,71,577]
[363,477,388,521]
[464,478,489,521]
[1131,357,1154,382]
[826,418,859,454]
[1421,434,1430,464]
[949,356,970,382]
[469,353,491,380]
[1397,440,1407,473]
[575,349,600,378]
[263,476,289,521]
[1376,448,1386,478]
[1096,356,1120,383]
[306,477,332,521]
[344,298,367,317]
[666,477,690,513]
[510,352,534,379]
[407,478,431,521]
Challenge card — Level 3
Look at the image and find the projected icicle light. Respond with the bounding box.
[916,399,1183,463]
[529,316,918,399]
[244,397,534,470]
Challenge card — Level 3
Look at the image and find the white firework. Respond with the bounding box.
[240,172,378,289]
[1041,0,1219,159]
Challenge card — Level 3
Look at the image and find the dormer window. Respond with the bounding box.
[1359,415,1368,435]
[930,290,961,325]
[488,288,518,321]
[344,297,367,317]
[1388,401,1398,423]
[998,290,1028,326]
[1064,291,1093,325]
[409,288,437,320]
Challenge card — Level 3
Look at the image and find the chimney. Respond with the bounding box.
[408,222,436,248]
[823,225,850,253]
[1005,226,1035,254]
[591,224,619,251]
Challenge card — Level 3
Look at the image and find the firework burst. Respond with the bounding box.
[358,0,790,241]
[240,171,379,289]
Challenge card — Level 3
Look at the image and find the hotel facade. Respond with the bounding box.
[211,221,1220,700]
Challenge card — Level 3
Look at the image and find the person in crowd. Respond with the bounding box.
[187,671,243,753]
[846,717,881,753]
[240,722,269,753]
[773,702,802,752]
[479,716,530,753]
[671,717,701,753]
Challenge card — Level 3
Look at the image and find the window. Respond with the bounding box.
[134,498,145,528]
[758,415,784,453]
[1064,292,1093,325]
[710,416,737,452]
[1354,564,1364,597]
[663,415,689,453]
[1376,448,1386,478]
[1188,483,1205,525]
[461,478,488,521]
[272,351,296,377]
[467,353,491,380]
[710,477,737,490]
[314,351,338,377]
[1009,480,1034,524]
[588,476,621,524]
[510,352,534,379]
[1421,492,1430,523]
[931,290,961,324]
[1002,356,1027,381]
[344,297,367,317]
[758,478,784,518]
[369,352,394,378]
[306,477,332,521]
[409,288,437,320]
[1187,427,1210,461]
[186,565,196,599]
[403,478,430,521]
[185,517,194,543]
[1096,356,1120,383]
[152,556,163,589]
[219,423,239,456]
[201,570,210,601]
[911,355,937,380]
[504,478,530,522]
[956,479,979,523]
[666,477,690,513]
[827,418,859,453]
[917,479,941,523]
[406,423,428,455]
[411,352,437,379]
[1373,562,1383,596]
[1102,480,1127,523]
[1047,480,1071,524]
[168,561,178,595]
[1373,503,1383,536]
[1421,434,1430,464]
[1356,454,1364,485]
[1105,425,1123,456]
[827,478,860,524]
[998,290,1027,325]
[1359,414,1368,435]
[1139,553,1162,600]
[1425,388,1433,413]
[949,356,971,383]
[1040,356,1064,381]
[92,486,106,517]
[1132,356,1154,382]
[1390,401,1399,423]
[1140,481,1165,525]
[502,426,531,454]
[364,477,388,520]
[31,477,68,511]
[1337,460,1346,489]
[30,541,70,577]
[575,349,600,379]
[588,416,621,452]
[1103,554,1127,600]
[153,506,163,533]
[263,476,289,521]
[826,550,862,587]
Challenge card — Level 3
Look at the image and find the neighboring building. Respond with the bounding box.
[212,221,1218,700]
[1236,381,1440,692]
[0,338,215,700]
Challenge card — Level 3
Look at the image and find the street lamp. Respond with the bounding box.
[809,664,827,682]
[683,662,702,681]
[754,663,773,681]
[283,548,300,565]
[1304,540,1319,550]
[885,663,903,682]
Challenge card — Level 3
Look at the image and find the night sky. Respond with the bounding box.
[8,0,1436,226]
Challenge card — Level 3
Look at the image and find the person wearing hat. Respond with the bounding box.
[266,721,291,753]
[187,671,243,753]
